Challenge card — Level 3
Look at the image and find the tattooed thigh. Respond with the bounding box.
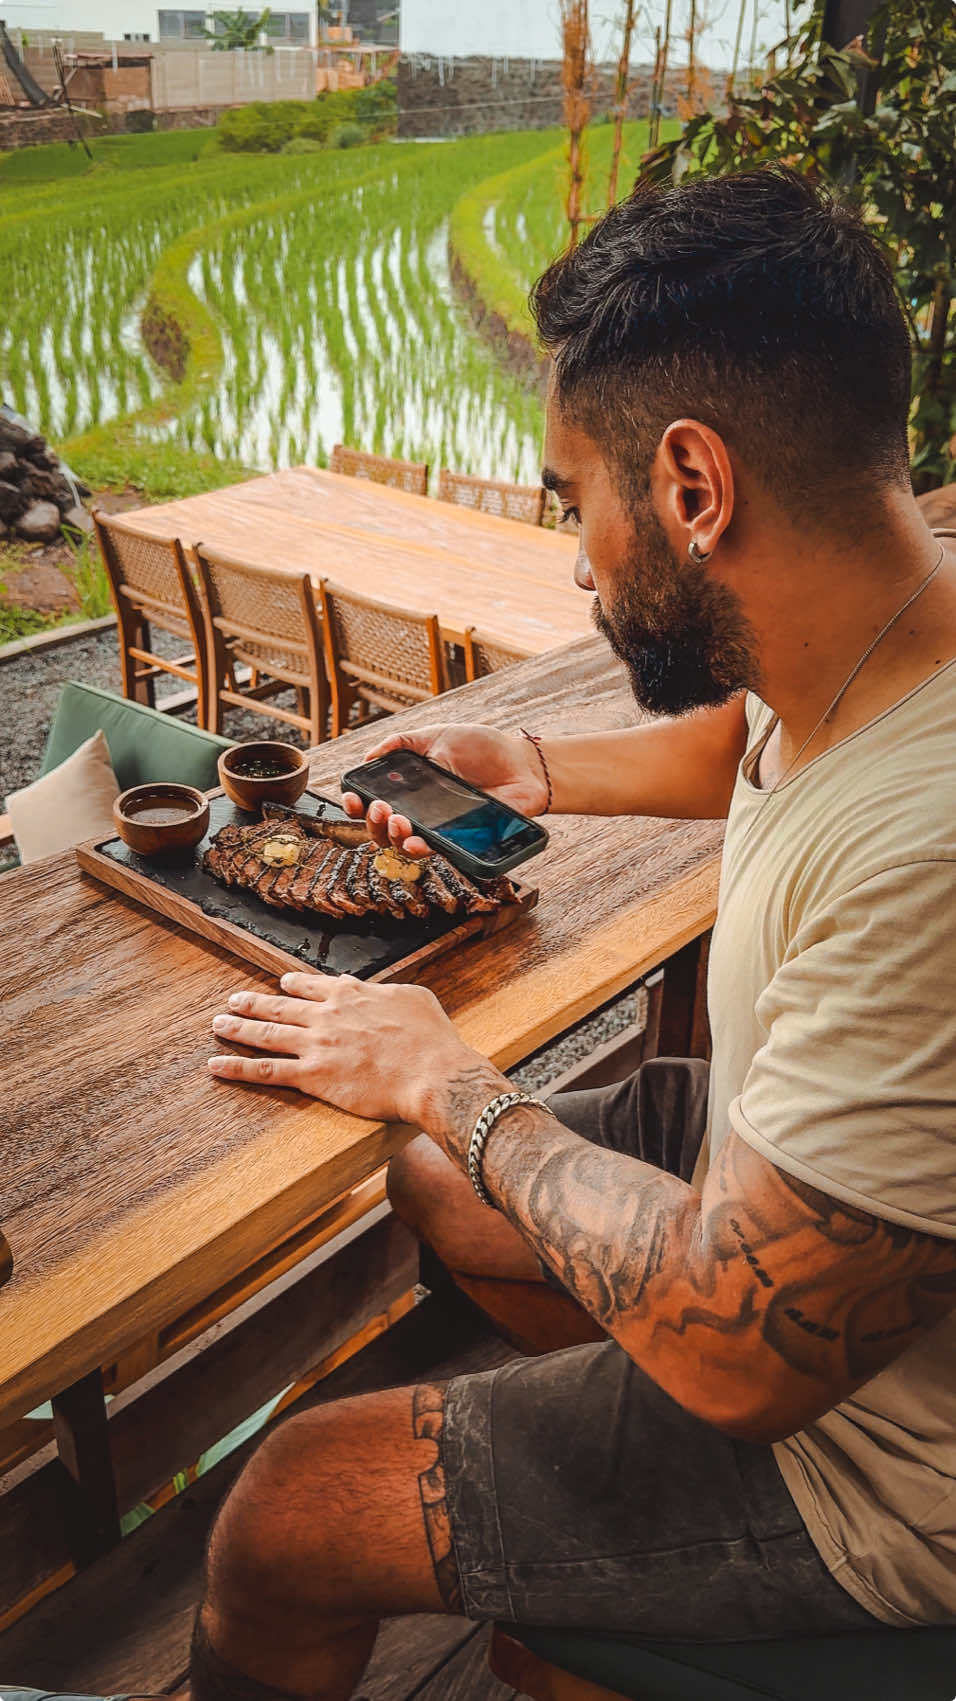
[412,1383,463,1613]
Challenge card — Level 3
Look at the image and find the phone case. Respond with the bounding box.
[341,759,548,881]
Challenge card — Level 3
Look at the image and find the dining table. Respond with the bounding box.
[0,636,724,1622]
[118,465,586,656]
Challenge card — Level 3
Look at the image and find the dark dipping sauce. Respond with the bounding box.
[232,758,297,779]
[126,803,197,825]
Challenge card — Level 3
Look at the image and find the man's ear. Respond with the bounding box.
[655,420,734,556]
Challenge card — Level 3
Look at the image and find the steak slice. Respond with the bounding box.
[365,855,407,919]
[344,845,375,913]
[419,860,459,914]
[429,853,499,913]
[324,848,369,917]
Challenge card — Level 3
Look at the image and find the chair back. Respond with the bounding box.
[438,468,546,527]
[93,511,202,642]
[193,545,329,741]
[319,579,446,735]
[463,627,533,682]
[330,444,429,496]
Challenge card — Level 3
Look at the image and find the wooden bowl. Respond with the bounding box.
[113,783,210,858]
[218,741,310,812]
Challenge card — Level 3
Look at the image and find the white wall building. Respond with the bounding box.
[1,0,315,45]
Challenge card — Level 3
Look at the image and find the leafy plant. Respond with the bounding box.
[645,0,956,489]
[203,8,273,51]
[329,122,365,149]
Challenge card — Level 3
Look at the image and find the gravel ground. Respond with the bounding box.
[0,622,303,798]
[0,623,644,1075]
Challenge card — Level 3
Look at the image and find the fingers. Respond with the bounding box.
[211,1013,304,1053]
[208,1053,302,1086]
[279,970,354,999]
[225,990,314,1024]
[341,791,365,818]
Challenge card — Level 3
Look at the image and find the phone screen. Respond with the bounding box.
[358,752,544,865]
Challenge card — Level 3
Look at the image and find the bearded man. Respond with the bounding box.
[190,167,956,1699]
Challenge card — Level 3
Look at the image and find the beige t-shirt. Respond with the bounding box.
[705,660,956,1627]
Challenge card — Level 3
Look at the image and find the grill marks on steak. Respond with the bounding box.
[202,813,518,922]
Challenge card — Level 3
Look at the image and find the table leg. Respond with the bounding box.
[655,931,712,1061]
[51,1369,121,1565]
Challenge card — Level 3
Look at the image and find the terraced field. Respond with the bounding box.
[0,119,669,492]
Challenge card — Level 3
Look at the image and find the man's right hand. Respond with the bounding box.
[341,723,549,857]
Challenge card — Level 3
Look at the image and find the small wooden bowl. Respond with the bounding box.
[218,741,310,812]
[113,783,210,858]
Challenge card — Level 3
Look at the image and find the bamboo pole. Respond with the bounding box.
[749,0,760,87]
[650,0,673,148]
[561,0,591,250]
[608,0,638,205]
[728,0,747,98]
[687,0,697,109]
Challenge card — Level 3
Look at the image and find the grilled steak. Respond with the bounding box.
[202,810,518,922]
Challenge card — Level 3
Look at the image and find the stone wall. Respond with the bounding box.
[397,54,685,138]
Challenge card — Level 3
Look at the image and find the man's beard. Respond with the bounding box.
[591,509,758,716]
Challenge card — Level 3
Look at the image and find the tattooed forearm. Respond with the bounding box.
[423,1065,956,1438]
[412,1384,463,1613]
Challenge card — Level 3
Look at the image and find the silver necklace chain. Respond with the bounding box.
[759,541,946,797]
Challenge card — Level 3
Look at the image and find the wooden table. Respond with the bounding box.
[0,638,723,1613]
[120,465,585,654]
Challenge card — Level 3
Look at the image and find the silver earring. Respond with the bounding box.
[688,538,712,565]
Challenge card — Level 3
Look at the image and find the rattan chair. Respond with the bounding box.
[463,626,533,682]
[93,511,210,728]
[193,544,330,745]
[437,468,546,527]
[329,444,429,496]
[318,579,448,738]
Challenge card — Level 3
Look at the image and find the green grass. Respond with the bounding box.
[0,127,211,186]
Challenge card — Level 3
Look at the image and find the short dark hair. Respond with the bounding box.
[530,167,912,513]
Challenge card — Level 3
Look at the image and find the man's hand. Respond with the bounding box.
[208,972,498,1127]
[341,722,549,858]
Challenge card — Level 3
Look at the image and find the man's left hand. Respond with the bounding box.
[208,972,486,1128]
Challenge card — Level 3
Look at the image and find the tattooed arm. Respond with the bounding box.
[419,1062,956,1443]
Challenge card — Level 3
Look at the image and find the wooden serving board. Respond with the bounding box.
[76,789,538,985]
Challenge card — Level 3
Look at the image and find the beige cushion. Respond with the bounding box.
[6,729,120,863]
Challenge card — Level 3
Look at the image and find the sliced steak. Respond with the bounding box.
[430,854,499,913]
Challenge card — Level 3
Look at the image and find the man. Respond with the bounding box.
[193,167,956,1699]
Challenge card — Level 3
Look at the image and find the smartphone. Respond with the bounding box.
[341,749,549,881]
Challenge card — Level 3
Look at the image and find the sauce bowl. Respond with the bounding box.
[218,740,310,812]
[112,783,210,857]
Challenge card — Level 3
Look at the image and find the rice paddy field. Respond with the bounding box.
[0,118,667,495]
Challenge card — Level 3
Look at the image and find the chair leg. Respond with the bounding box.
[489,1629,630,1701]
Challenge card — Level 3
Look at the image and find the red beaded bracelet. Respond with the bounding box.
[518,727,553,814]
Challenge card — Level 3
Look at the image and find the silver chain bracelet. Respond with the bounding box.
[467,1091,548,1209]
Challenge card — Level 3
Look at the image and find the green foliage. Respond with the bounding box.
[217,100,300,152]
[0,598,56,646]
[353,77,398,131]
[203,7,273,50]
[282,136,322,154]
[217,81,398,153]
[645,0,956,488]
[329,122,365,150]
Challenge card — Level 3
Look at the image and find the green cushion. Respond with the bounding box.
[40,683,232,793]
[508,1622,956,1701]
